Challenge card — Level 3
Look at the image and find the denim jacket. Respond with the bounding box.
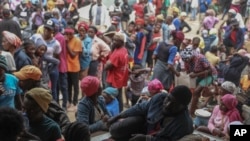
[121,93,193,141]
[76,96,110,133]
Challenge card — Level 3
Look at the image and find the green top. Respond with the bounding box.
[29,115,62,141]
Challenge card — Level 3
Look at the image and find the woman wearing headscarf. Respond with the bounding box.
[2,31,22,55]
[180,47,218,116]
[152,31,184,91]
[197,94,243,137]
[77,22,92,80]
[76,76,110,133]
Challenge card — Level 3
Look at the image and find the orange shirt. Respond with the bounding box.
[66,37,82,72]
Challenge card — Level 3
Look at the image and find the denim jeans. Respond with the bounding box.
[49,68,59,101]
[185,2,191,15]
[67,72,79,106]
[191,8,197,20]
[57,72,68,108]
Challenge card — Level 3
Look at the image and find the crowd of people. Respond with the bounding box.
[0,0,250,141]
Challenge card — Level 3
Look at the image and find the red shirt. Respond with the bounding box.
[107,47,129,88]
[148,32,161,51]
[133,3,144,18]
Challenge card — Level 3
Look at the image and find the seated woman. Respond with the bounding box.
[136,78,164,104]
[197,94,243,137]
[76,76,110,133]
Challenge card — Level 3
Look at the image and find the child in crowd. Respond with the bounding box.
[102,87,119,117]
[126,64,150,106]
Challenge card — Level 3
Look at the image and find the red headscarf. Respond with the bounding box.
[64,28,75,34]
[135,18,145,25]
[221,94,243,122]
[80,76,100,97]
[78,22,89,31]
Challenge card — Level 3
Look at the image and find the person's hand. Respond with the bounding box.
[189,72,197,78]
[107,114,121,127]
[129,134,149,141]
[212,128,223,136]
[102,115,109,122]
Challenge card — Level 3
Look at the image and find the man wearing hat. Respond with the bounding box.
[223,18,245,52]
[23,88,63,141]
[228,8,245,29]
[105,32,129,112]
[13,65,71,135]
[108,85,194,141]
[172,6,181,31]
[0,55,22,109]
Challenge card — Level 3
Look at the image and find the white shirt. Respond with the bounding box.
[191,0,199,8]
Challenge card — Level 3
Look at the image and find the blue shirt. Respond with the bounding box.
[106,98,119,117]
[199,0,211,13]
[173,18,181,31]
[0,74,22,108]
[162,23,171,43]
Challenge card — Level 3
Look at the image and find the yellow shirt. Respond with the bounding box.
[240,75,250,91]
[205,51,220,66]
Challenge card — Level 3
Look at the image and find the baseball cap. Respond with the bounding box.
[44,19,55,30]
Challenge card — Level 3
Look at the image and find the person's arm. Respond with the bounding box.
[236,29,245,50]
[183,21,192,33]
[104,60,113,70]
[138,35,147,59]
[77,101,106,133]
[99,42,111,60]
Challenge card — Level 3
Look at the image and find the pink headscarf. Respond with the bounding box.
[221,94,243,122]
[2,31,21,47]
[148,79,163,95]
[80,76,100,97]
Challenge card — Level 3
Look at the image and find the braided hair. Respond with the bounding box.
[64,122,90,141]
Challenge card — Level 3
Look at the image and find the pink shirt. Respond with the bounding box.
[208,105,230,135]
[90,36,110,61]
[55,32,67,73]
[203,16,219,30]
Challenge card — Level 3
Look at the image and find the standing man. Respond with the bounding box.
[109,0,122,18]
[121,0,132,31]
[105,33,129,112]
[65,27,82,112]
[90,0,110,29]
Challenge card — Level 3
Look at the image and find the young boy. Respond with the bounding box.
[126,64,150,106]
[102,87,119,117]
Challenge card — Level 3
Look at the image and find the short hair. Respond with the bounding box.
[0,107,24,141]
[22,39,35,49]
[210,45,218,53]
[89,26,98,33]
[64,122,90,141]
[192,37,200,43]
